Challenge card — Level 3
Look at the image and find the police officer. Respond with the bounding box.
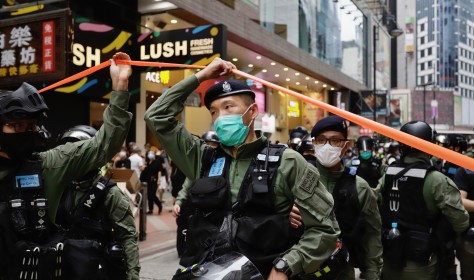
[201,130,220,148]
[453,152,474,280]
[346,136,386,189]
[145,58,339,279]
[291,115,382,279]
[295,134,316,166]
[377,121,469,280]
[441,134,468,179]
[0,52,133,279]
[288,126,308,150]
[56,125,140,280]
[385,141,400,166]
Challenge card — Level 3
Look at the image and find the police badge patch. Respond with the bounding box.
[222,81,232,92]
[298,167,318,194]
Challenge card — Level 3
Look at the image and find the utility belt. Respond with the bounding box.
[12,238,127,280]
[383,228,434,268]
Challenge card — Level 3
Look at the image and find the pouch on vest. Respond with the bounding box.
[189,176,228,209]
[405,230,433,263]
[63,239,104,280]
[383,230,406,269]
[233,214,291,275]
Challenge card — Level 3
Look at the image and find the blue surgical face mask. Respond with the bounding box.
[214,104,254,147]
[360,151,372,160]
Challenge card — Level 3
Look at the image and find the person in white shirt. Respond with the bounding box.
[129,146,145,177]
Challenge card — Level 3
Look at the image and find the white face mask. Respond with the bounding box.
[314,143,343,168]
[147,152,156,160]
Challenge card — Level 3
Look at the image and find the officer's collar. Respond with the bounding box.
[402,151,431,165]
[220,130,266,159]
[72,171,101,191]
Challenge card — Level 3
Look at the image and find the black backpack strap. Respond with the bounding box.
[200,145,218,177]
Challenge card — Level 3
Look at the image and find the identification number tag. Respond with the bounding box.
[209,157,226,177]
[15,174,41,189]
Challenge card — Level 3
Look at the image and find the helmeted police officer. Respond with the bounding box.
[441,134,468,179]
[385,141,400,166]
[295,134,316,166]
[56,125,140,280]
[145,57,339,279]
[0,52,133,279]
[201,130,220,148]
[288,126,309,150]
[346,136,386,189]
[377,121,469,280]
[454,152,474,280]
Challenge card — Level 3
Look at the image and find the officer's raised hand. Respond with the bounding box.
[110,52,131,91]
[195,57,236,82]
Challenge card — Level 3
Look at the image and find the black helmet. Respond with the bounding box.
[0,83,48,121]
[201,131,220,143]
[387,141,400,153]
[399,121,434,154]
[435,134,449,147]
[288,126,308,147]
[296,134,314,155]
[447,134,467,152]
[356,136,375,151]
[59,125,97,144]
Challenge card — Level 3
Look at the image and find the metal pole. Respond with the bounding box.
[433,87,436,129]
[418,81,434,123]
[423,85,426,122]
[373,25,377,121]
[139,182,148,241]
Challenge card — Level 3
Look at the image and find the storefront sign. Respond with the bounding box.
[288,100,300,117]
[0,9,68,89]
[138,24,227,65]
[145,70,170,84]
[70,17,139,101]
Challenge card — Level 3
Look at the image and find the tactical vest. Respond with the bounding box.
[381,163,437,267]
[182,142,297,276]
[350,157,381,189]
[332,169,365,268]
[55,175,127,280]
[56,174,114,242]
[0,156,55,279]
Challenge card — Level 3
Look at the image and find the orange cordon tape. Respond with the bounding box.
[234,69,474,171]
[38,60,205,94]
[37,60,474,171]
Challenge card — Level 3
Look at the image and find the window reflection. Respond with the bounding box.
[255,0,367,86]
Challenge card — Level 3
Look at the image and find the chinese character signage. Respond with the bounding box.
[0,10,68,89]
[138,24,227,66]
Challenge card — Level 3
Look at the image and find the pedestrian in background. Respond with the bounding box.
[114,147,131,169]
[140,151,163,215]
